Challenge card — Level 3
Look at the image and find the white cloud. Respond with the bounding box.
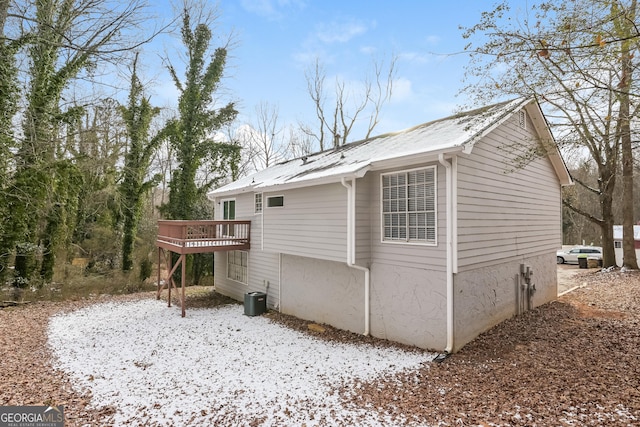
[292,48,328,66]
[240,0,306,20]
[315,18,369,44]
[390,77,413,103]
[425,35,441,45]
[359,45,376,55]
[398,51,431,64]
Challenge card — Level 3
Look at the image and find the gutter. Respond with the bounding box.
[438,154,455,354]
[341,177,371,336]
[210,166,372,200]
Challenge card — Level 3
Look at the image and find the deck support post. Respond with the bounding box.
[157,247,161,299]
[181,254,186,317]
[155,220,251,316]
[167,252,173,307]
[157,249,183,310]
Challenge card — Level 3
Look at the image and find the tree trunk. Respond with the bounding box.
[600,180,617,268]
[618,0,638,269]
[121,214,136,271]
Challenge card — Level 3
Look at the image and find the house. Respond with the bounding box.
[613,225,640,267]
[206,98,572,352]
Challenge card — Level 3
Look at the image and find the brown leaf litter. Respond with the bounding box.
[1,270,639,426]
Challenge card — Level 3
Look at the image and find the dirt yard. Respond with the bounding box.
[1,267,638,426]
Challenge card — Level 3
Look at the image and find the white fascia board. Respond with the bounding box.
[207,185,256,201]
[523,102,573,187]
[255,166,371,193]
[368,146,465,171]
[211,165,372,199]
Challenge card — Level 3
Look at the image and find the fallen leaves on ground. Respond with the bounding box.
[1,271,639,426]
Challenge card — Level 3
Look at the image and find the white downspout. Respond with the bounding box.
[452,156,458,275]
[261,194,265,251]
[439,154,455,353]
[341,177,371,336]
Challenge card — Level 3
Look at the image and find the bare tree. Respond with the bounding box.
[247,101,287,170]
[613,0,639,269]
[287,125,315,158]
[303,55,396,150]
[461,0,640,268]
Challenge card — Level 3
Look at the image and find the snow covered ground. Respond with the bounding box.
[48,299,436,426]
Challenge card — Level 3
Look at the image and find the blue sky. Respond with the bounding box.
[148,0,498,140]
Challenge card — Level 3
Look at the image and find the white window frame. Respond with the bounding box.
[380,166,437,246]
[267,195,284,208]
[254,193,263,214]
[227,250,248,285]
[221,198,236,220]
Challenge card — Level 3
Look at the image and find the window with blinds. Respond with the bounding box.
[227,250,248,284]
[382,167,436,244]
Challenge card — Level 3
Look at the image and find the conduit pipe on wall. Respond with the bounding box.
[438,154,455,354]
[341,177,371,336]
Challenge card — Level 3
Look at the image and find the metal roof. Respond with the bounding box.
[209,98,569,198]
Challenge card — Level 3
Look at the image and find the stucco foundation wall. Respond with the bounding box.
[369,263,447,350]
[453,252,557,351]
[280,254,365,335]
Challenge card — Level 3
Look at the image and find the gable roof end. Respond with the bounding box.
[523,101,572,186]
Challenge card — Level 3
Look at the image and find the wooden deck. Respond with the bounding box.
[156,220,250,254]
[156,220,251,316]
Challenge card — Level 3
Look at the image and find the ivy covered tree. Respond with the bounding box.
[160,7,240,285]
[0,0,149,284]
[162,8,239,221]
[461,0,640,268]
[118,53,162,271]
[0,0,21,279]
[69,99,124,249]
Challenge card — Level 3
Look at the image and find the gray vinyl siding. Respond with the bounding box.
[245,250,280,310]
[355,175,372,264]
[213,192,254,221]
[262,183,348,263]
[369,162,447,271]
[214,250,280,310]
[213,192,281,310]
[456,112,562,270]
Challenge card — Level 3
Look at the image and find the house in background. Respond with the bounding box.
[613,225,640,267]
[207,98,572,352]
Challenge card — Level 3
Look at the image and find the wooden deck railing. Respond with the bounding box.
[156,220,251,254]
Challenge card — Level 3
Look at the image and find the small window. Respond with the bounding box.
[614,241,622,249]
[267,196,284,208]
[518,110,527,129]
[255,193,263,213]
[227,250,248,284]
[222,199,235,220]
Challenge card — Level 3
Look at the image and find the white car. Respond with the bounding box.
[556,246,603,264]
